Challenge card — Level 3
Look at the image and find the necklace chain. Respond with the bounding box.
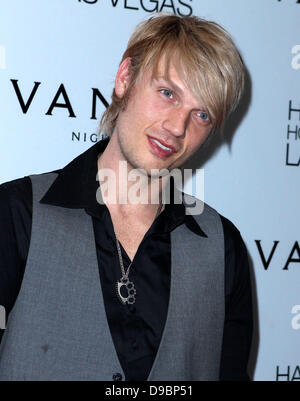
[113,202,164,305]
[97,157,165,305]
[115,234,132,278]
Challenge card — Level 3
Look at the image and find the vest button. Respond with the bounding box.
[112,372,123,381]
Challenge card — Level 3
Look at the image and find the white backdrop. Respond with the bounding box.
[0,0,299,381]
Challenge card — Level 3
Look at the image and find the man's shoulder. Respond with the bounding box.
[205,202,244,244]
[0,170,61,207]
[218,213,242,238]
[0,176,32,207]
[0,176,34,244]
[182,191,243,240]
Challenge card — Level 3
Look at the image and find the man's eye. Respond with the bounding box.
[197,111,210,122]
[160,89,173,99]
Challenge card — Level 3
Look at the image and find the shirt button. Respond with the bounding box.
[112,372,123,381]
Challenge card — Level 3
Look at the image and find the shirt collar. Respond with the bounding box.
[40,137,207,237]
[41,138,108,209]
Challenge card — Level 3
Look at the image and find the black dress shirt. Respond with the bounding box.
[0,138,253,381]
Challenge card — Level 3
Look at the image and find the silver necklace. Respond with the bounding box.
[114,203,164,305]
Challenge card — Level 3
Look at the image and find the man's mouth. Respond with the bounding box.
[147,136,177,159]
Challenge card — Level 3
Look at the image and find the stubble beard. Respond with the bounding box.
[116,126,173,180]
[116,126,147,174]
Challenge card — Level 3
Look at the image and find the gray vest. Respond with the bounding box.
[0,173,224,381]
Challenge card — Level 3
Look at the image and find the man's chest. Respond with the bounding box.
[110,217,150,261]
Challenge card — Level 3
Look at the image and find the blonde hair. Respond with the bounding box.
[100,13,245,136]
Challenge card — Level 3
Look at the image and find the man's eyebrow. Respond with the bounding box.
[153,76,184,96]
[153,76,209,113]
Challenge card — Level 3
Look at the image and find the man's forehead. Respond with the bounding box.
[151,56,182,80]
[142,59,208,111]
[140,58,188,91]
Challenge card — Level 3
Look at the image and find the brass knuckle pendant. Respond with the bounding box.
[116,277,136,305]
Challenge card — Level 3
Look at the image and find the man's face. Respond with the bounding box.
[113,57,213,175]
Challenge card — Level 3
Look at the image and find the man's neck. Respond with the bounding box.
[96,136,167,221]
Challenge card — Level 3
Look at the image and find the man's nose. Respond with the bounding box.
[162,107,189,137]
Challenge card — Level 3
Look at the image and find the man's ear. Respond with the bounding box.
[115,57,132,99]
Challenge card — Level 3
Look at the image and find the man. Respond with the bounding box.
[0,14,252,381]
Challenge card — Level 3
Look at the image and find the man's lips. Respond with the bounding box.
[147,136,178,153]
[147,135,179,159]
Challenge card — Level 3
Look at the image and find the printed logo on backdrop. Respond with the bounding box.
[255,240,300,270]
[276,366,300,381]
[78,0,193,16]
[286,100,300,166]
[9,79,109,143]
[277,0,300,3]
